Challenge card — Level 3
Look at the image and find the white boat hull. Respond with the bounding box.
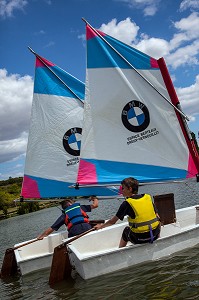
[14,230,68,275]
[14,219,110,275]
[68,206,199,280]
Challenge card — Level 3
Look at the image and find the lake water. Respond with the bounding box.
[0,178,199,299]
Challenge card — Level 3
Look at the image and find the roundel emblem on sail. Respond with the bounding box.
[122,100,150,133]
[63,127,82,156]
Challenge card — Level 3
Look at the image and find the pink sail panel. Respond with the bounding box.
[77,159,97,184]
[21,176,41,198]
[150,57,159,68]
[86,24,107,40]
[187,153,198,178]
[35,56,55,68]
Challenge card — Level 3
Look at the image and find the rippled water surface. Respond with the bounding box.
[0,179,199,299]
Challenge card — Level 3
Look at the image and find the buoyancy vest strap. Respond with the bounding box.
[149,225,154,243]
[64,205,81,213]
[129,217,159,228]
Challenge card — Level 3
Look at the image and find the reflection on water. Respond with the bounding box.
[1,247,198,300]
[0,179,199,299]
[81,248,199,300]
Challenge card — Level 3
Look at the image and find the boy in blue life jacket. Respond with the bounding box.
[95,177,160,247]
[37,196,98,239]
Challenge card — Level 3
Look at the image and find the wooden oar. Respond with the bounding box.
[0,238,38,278]
[49,227,96,286]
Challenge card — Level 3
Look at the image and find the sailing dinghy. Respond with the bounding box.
[2,49,119,278]
[64,20,199,280]
[13,219,105,276]
[68,204,199,280]
[14,230,68,275]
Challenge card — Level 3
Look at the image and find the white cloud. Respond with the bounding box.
[165,12,199,68]
[0,133,28,163]
[135,37,170,58]
[100,18,140,44]
[34,30,46,36]
[169,32,190,51]
[99,14,199,71]
[43,41,55,48]
[98,18,169,59]
[179,0,199,12]
[134,13,199,67]
[176,74,199,118]
[0,69,33,163]
[166,39,199,69]
[173,12,199,40]
[0,0,28,18]
[116,0,160,16]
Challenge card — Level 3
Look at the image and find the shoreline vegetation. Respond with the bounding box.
[0,177,60,220]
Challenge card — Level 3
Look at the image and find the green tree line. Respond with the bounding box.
[0,177,40,218]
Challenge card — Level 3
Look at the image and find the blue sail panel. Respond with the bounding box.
[77,159,188,185]
[34,59,85,99]
[87,27,159,70]
[22,174,118,198]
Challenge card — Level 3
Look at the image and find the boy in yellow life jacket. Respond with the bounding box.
[95,177,160,248]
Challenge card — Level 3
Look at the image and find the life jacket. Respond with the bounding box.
[126,194,159,234]
[64,203,89,230]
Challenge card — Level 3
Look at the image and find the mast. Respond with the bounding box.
[158,58,199,176]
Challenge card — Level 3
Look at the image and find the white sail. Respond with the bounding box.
[76,23,199,186]
[21,53,118,198]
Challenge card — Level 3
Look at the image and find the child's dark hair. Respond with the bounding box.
[121,177,139,194]
[60,198,75,209]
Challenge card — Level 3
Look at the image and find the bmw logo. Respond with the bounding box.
[63,127,82,156]
[122,100,150,132]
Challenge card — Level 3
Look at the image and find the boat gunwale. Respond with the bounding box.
[68,224,199,263]
[68,206,199,261]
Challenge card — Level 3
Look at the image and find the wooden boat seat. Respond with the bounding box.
[153,193,176,225]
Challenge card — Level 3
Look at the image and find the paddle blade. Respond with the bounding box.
[0,248,18,278]
[49,244,72,286]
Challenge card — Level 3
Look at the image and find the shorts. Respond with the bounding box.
[68,223,92,238]
[122,224,161,244]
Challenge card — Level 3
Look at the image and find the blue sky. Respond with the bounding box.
[0,0,199,180]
